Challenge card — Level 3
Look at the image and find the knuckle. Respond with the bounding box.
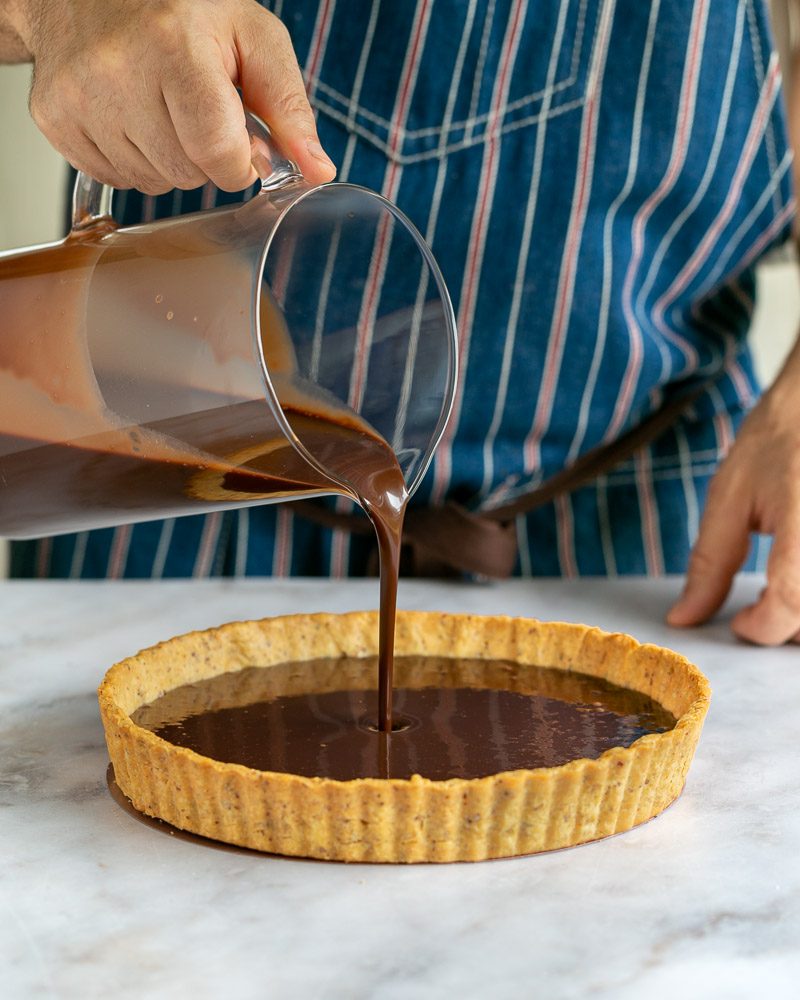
[99,171,130,190]
[148,141,204,188]
[168,161,206,189]
[194,128,244,170]
[272,90,313,123]
[152,14,191,58]
[196,137,230,169]
[80,160,127,189]
[260,9,292,42]
[130,172,170,196]
[91,40,129,83]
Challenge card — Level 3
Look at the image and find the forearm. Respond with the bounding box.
[0,2,32,62]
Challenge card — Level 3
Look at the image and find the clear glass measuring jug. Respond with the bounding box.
[0,113,457,539]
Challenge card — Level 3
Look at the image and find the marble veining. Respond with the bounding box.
[1,577,799,999]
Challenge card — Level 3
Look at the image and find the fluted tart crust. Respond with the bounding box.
[98,611,710,863]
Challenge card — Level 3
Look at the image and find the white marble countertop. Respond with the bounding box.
[1,576,799,999]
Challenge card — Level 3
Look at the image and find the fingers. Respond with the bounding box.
[667,471,751,627]
[28,2,334,195]
[731,516,800,645]
[124,98,209,191]
[42,124,130,191]
[88,132,176,196]
[236,10,336,185]
[163,59,258,192]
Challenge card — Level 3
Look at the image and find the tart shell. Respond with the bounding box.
[98,611,711,863]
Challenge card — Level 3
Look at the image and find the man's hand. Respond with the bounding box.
[667,336,800,645]
[5,0,336,193]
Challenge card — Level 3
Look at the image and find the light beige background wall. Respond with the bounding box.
[1,65,66,576]
[0,60,798,578]
[0,65,65,249]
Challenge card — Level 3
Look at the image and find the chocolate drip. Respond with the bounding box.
[1,401,408,730]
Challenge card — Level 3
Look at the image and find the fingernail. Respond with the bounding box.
[305,139,336,172]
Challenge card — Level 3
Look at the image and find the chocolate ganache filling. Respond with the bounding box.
[132,655,676,781]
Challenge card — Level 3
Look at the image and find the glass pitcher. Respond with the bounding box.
[0,113,457,539]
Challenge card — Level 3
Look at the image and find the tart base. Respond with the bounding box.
[98,612,711,863]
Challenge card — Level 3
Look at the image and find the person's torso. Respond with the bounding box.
[15,0,793,580]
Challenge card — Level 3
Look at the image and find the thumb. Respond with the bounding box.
[667,473,750,627]
[238,11,337,185]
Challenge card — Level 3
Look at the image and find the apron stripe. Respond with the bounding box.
[272,506,294,577]
[555,493,578,578]
[634,447,662,575]
[432,0,530,503]
[688,148,791,377]
[516,513,532,578]
[709,384,735,457]
[567,0,662,465]
[304,0,337,88]
[150,518,175,579]
[651,56,782,356]
[271,229,298,308]
[465,0,497,144]
[69,532,90,579]
[331,0,435,577]
[106,525,132,579]
[267,1,337,313]
[610,0,710,441]
[674,421,700,544]
[745,0,781,214]
[234,508,250,576]
[308,0,380,379]
[596,475,618,576]
[347,0,434,410]
[35,537,53,579]
[729,278,754,316]
[320,0,386,580]
[479,0,573,495]
[637,0,747,377]
[192,512,223,578]
[723,197,796,286]
[268,0,338,574]
[524,0,617,472]
[394,0,479,452]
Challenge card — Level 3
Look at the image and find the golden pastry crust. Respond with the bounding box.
[98,611,711,863]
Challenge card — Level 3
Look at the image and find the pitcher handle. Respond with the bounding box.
[70,111,303,231]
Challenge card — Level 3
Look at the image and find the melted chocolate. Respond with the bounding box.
[1,400,407,732]
[132,656,676,781]
[1,231,407,730]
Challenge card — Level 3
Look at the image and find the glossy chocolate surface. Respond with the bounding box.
[133,656,676,781]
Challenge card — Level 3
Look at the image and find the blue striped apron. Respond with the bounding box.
[11,0,794,579]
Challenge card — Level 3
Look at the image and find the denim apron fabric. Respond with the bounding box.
[12,0,794,579]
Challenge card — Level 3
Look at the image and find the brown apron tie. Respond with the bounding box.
[293,380,711,579]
